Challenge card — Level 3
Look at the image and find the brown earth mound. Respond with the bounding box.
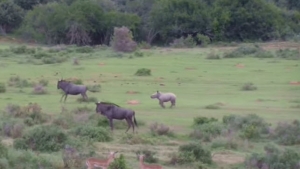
[235,63,245,68]
[126,91,139,94]
[290,81,300,85]
[99,63,105,66]
[127,100,140,105]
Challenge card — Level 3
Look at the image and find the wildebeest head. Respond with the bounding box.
[150,90,161,99]
[95,102,119,115]
[57,79,70,89]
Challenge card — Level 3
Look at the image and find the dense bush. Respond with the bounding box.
[14,125,68,152]
[270,120,300,145]
[193,116,218,126]
[111,26,137,53]
[135,68,151,76]
[135,149,158,163]
[108,154,129,169]
[223,114,270,139]
[1,119,24,138]
[190,122,224,141]
[73,125,112,142]
[172,142,212,164]
[170,35,196,48]
[276,49,300,60]
[75,46,94,53]
[0,83,6,93]
[196,34,210,47]
[0,143,8,159]
[149,122,174,137]
[241,82,257,91]
[245,144,300,169]
[223,44,264,58]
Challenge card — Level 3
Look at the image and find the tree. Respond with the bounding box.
[0,0,24,33]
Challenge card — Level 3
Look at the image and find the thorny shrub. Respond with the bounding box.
[62,145,85,169]
[149,122,174,137]
[170,142,212,165]
[111,26,137,53]
[14,125,68,152]
[73,125,112,142]
[270,120,300,145]
[245,143,300,169]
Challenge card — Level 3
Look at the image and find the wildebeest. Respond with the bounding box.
[150,91,176,108]
[95,101,138,133]
[57,79,88,102]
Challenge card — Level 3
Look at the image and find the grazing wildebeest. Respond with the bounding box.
[95,101,138,133]
[150,91,176,108]
[57,79,88,102]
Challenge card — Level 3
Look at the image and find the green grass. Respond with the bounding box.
[0,43,300,168]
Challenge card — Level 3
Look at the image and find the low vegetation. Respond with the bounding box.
[135,68,151,76]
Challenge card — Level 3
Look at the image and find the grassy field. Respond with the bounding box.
[0,40,300,169]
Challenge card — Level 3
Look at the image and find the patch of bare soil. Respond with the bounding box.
[235,63,245,68]
[290,81,300,85]
[127,100,140,105]
[98,63,105,66]
[213,152,245,165]
[159,83,165,86]
[126,91,139,94]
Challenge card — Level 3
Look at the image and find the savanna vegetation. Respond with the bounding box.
[0,0,300,168]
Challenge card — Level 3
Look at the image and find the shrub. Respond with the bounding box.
[270,120,300,145]
[134,51,144,57]
[176,142,212,164]
[0,143,8,158]
[245,144,300,169]
[149,122,174,137]
[253,51,274,58]
[205,104,221,109]
[62,145,84,168]
[33,52,51,59]
[223,44,263,58]
[136,149,158,163]
[196,34,210,47]
[138,41,151,49]
[38,79,49,86]
[0,82,6,93]
[276,49,300,60]
[5,103,49,126]
[41,55,67,64]
[73,125,112,142]
[193,116,218,126]
[75,46,94,53]
[135,68,151,76]
[222,114,270,139]
[1,120,24,138]
[108,154,129,169]
[7,76,33,88]
[10,45,36,54]
[206,52,221,59]
[170,35,196,48]
[87,84,101,93]
[14,125,68,152]
[241,82,257,91]
[32,84,47,94]
[190,122,224,141]
[72,106,92,114]
[211,137,238,150]
[111,26,137,53]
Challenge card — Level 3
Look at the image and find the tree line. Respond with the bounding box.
[0,0,299,46]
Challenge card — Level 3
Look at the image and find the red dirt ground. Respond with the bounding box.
[289,81,300,85]
[127,100,140,105]
[235,63,245,68]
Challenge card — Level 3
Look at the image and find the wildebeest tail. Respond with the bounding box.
[133,111,138,127]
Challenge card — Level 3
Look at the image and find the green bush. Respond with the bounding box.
[245,144,300,169]
[10,45,36,54]
[75,46,94,53]
[270,120,300,145]
[239,124,261,140]
[0,83,6,93]
[193,116,218,126]
[206,52,221,59]
[135,68,151,76]
[170,35,196,48]
[211,137,238,150]
[196,34,210,47]
[7,76,33,88]
[33,52,51,59]
[190,122,224,141]
[241,82,257,91]
[276,49,300,60]
[176,142,212,164]
[73,125,112,142]
[0,143,8,158]
[108,154,129,169]
[14,125,68,152]
[253,51,274,58]
[1,119,24,138]
[223,44,263,58]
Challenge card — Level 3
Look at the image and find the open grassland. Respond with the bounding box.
[0,41,300,169]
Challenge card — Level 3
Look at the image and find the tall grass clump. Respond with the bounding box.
[276,48,300,60]
[135,68,151,76]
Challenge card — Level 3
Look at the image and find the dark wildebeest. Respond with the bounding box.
[57,79,88,102]
[95,101,138,133]
[150,91,176,108]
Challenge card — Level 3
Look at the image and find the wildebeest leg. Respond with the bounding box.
[64,94,68,102]
[81,92,88,101]
[159,101,165,108]
[109,118,114,132]
[125,118,132,133]
[60,94,65,102]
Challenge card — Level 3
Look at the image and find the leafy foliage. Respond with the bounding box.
[111,26,137,52]
[270,120,300,145]
[135,68,151,76]
[108,154,129,169]
[14,125,68,152]
[73,125,112,142]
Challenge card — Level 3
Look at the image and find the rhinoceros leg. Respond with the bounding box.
[170,100,176,108]
[159,101,165,108]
